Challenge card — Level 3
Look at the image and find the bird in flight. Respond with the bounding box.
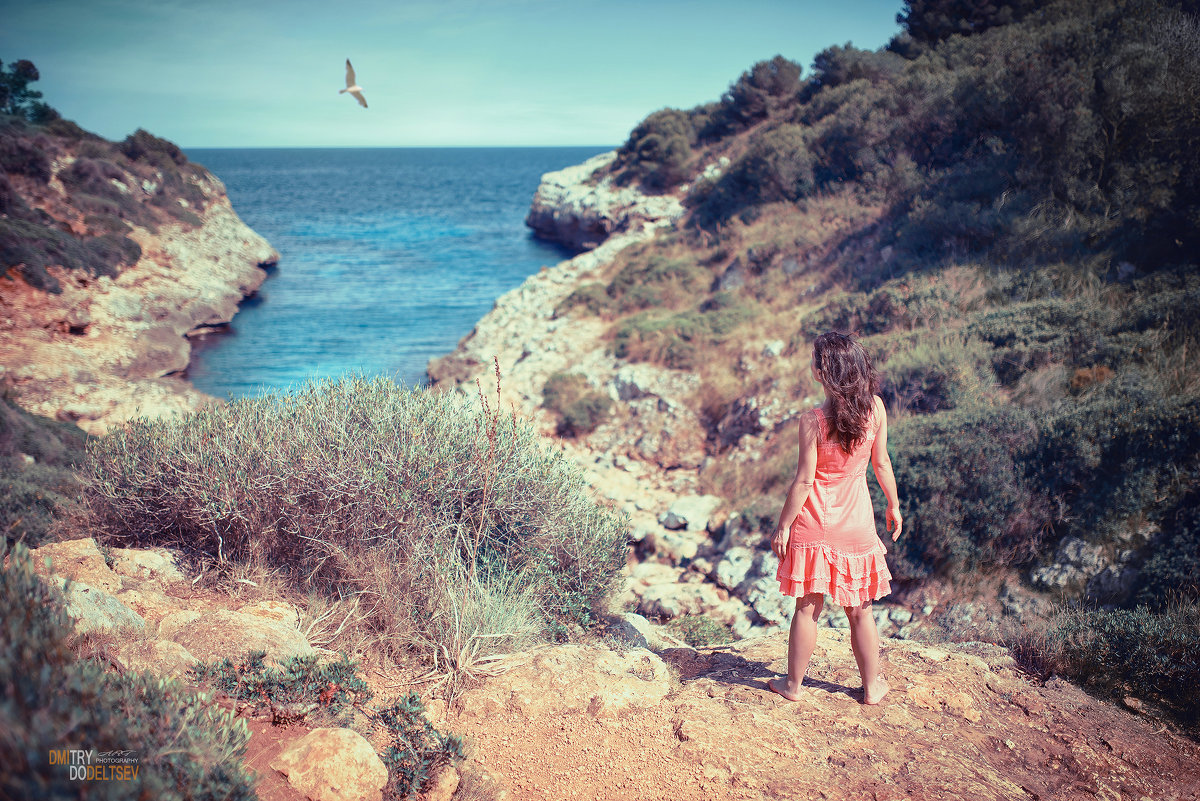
[340,59,368,108]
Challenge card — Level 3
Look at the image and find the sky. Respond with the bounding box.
[2,0,905,148]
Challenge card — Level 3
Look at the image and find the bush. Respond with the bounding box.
[1023,599,1200,725]
[542,372,612,436]
[878,334,995,413]
[0,392,87,548]
[1030,375,1200,543]
[0,126,51,182]
[79,376,629,668]
[887,402,1050,578]
[119,128,187,168]
[0,542,256,799]
[617,108,695,190]
[0,217,139,292]
[376,692,464,797]
[191,649,464,796]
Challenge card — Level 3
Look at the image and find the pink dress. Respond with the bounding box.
[775,406,892,607]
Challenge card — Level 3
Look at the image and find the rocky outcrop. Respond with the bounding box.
[270,728,389,801]
[0,150,278,435]
[447,632,1200,801]
[30,537,311,674]
[524,151,686,251]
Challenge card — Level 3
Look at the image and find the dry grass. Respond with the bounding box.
[78,375,629,679]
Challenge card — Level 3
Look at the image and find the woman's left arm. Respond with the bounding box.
[771,413,819,560]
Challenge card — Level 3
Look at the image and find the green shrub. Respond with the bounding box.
[0,393,87,548]
[542,372,612,436]
[376,692,464,797]
[1131,487,1200,610]
[0,542,256,799]
[617,108,695,190]
[0,217,139,292]
[79,376,629,668]
[1024,599,1200,725]
[191,650,370,725]
[887,402,1050,578]
[191,648,463,796]
[0,126,51,182]
[119,128,187,168]
[667,615,732,647]
[878,334,995,413]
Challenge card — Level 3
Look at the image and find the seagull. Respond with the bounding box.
[340,59,368,108]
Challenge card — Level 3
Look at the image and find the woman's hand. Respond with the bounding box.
[771,528,790,559]
[886,506,903,541]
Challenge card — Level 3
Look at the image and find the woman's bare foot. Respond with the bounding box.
[768,676,803,701]
[863,677,890,705]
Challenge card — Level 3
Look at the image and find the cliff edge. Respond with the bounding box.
[0,120,278,434]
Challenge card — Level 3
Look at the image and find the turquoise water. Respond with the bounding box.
[184,147,608,400]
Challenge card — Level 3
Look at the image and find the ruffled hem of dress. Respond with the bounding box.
[776,543,892,607]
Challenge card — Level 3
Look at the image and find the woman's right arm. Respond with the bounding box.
[870,396,903,541]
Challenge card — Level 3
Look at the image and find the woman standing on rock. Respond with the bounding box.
[769,332,902,705]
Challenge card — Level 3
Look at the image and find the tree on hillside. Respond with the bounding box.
[897,0,1042,43]
[1,59,58,123]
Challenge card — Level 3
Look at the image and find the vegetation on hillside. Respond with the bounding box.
[0,390,87,549]
[1,61,210,293]
[569,0,1200,721]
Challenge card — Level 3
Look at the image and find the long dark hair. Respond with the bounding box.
[812,332,880,453]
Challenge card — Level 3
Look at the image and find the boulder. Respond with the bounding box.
[32,538,123,594]
[714,546,756,591]
[270,728,389,801]
[57,580,147,635]
[108,547,188,585]
[115,639,198,679]
[645,528,702,562]
[158,609,314,665]
[1029,537,1107,590]
[658,495,722,533]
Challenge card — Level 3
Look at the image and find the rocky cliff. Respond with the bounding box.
[0,122,278,435]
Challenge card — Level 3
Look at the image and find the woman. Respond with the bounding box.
[769,332,902,705]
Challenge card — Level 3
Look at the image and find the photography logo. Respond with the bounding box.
[48,749,140,781]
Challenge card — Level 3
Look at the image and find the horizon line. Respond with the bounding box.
[182,143,620,151]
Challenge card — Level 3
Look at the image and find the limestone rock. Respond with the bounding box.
[158,608,314,665]
[658,495,722,532]
[714,546,756,591]
[115,639,198,679]
[57,580,147,635]
[645,527,703,562]
[108,546,188,585]
[524,152,685,251]
[270,727,388,801]
[1029,536,1107,589]
[32,538,123,595]
[456,644,673,721]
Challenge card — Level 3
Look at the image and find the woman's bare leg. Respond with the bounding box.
[769,592,824,701]
[845,603,889,704]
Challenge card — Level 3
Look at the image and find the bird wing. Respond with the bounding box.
[345,59,357,89]
[350,89,368,108]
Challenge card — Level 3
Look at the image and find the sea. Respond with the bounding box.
[183,147,610,400]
